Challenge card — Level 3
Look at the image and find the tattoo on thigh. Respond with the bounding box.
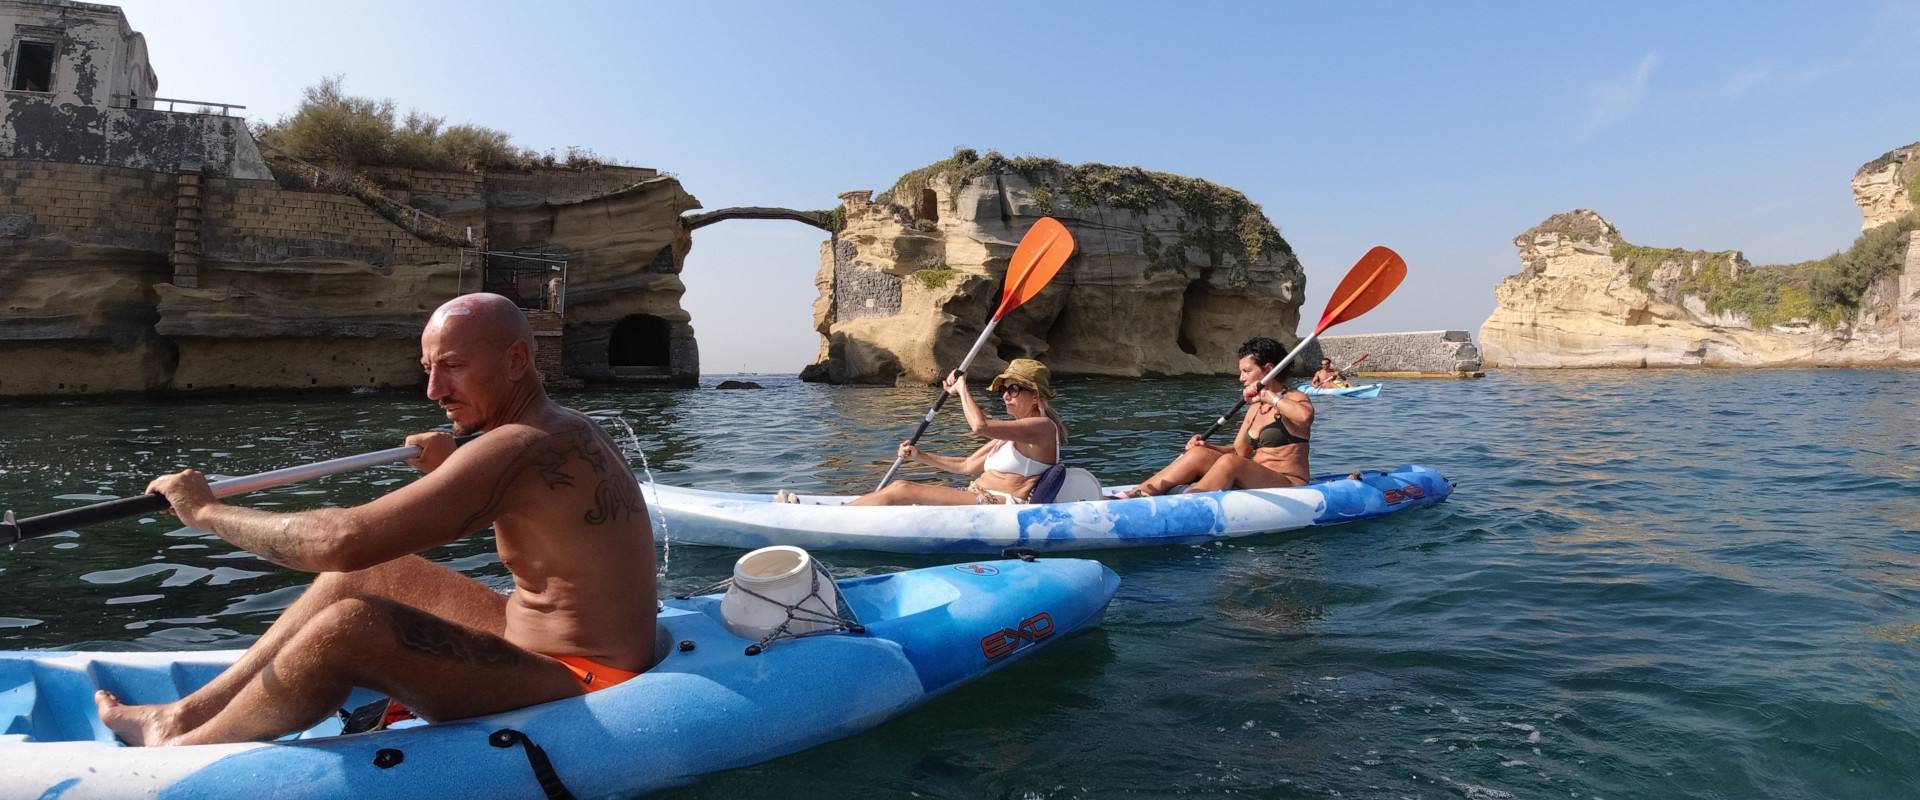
[387,605,522,668]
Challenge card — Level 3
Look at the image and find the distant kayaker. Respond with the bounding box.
[97,292,657,746]
[1311,357,1350,389]
[1116,337,1315,497]
[818,358,1066,506]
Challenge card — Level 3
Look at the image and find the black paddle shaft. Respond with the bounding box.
[903,374,964,447]
[0,494,171,545]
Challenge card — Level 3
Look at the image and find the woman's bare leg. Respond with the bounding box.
[1126,449,1224,497]
[1187,455,1307,493]
[848,480,981,506]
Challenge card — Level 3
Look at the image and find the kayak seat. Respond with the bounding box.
[1047,468,1103,503]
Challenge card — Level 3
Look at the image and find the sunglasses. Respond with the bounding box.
[999,384,1031,395]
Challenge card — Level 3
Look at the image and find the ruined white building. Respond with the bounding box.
[2,0,155,109]
[1,0,264,177]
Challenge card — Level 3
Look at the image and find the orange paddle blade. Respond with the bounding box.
[1315,245,1406,333]
[993,217,1076,319]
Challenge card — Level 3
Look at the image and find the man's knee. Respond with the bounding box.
[315,557,409,591]
[308,595,404,640]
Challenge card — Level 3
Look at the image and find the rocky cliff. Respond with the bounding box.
[802,151,1305,385]
[1853,141,1918,231]
[0,155,701,396]
[1480,145,1920,368]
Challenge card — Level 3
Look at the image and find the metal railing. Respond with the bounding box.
[151,96,246,115]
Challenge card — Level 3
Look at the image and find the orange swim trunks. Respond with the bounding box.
[548,653,642,692]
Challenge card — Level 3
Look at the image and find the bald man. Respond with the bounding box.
[97,293,657,745]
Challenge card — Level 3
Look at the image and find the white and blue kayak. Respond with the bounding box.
[0,557,1118,798]
[648,464,1453,554]
[1300,383,1381,398]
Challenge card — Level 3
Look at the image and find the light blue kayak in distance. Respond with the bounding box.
[1300,383,1382,398]
[0,558,1119,799]
[648,464,1453,554]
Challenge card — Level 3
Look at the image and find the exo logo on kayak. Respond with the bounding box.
[954,563,1000,576]
[1381,485,1426,504]
[980,612,1055,661]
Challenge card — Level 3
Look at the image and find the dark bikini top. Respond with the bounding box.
[1247,417,1309,449]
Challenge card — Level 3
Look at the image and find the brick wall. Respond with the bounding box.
[0,160,173,250]
[1305,330,1484,376]
[832,238,903,320]
[361,167,487,215]
[202,178,462,266]
[525,309,579,388]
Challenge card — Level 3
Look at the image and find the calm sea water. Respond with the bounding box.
[0,369,1916,799]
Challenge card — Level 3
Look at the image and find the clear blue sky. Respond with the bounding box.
[117,1,1920,373]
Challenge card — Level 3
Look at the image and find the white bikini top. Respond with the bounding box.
[983,425,1060,477]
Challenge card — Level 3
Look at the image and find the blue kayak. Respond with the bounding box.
[0,557,1119,798]
[1301,383,1381,398]
[649,464,1454,554]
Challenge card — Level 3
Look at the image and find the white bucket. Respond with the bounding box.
[720,545,842,641]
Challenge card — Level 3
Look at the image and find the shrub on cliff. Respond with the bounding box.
[255,77,615,172]
[1803,214,1919,321]
[882,147,1293,281]
[1613,212,1918,327]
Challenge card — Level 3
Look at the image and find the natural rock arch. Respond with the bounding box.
[683,207,834,231]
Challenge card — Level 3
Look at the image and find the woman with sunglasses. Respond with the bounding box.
[833,358,1067,506]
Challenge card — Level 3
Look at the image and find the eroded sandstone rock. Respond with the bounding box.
[0,155,703,395]
[1853,141,1918,232]
[804,152,1305,385]
[1480,202,1919,368]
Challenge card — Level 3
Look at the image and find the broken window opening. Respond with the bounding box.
[9,40,54,93]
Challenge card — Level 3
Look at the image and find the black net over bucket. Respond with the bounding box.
[678,555,865,655]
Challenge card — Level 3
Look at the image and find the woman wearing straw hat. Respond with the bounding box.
[818,358,1067,506]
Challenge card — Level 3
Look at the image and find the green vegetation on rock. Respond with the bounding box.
[1613,213,1918,327]
[882,148,1292,277]
[815,206,847,233]
[911,267,956,290]
[1859,142,1920,207]
[1530,212,1614,243]
[256,77,617,172]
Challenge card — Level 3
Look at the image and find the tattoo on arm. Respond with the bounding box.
[201,505,337,571]
[450,414,646,534]
[555,414,644,526]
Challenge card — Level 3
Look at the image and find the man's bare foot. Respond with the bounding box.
[95,690,188,746]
